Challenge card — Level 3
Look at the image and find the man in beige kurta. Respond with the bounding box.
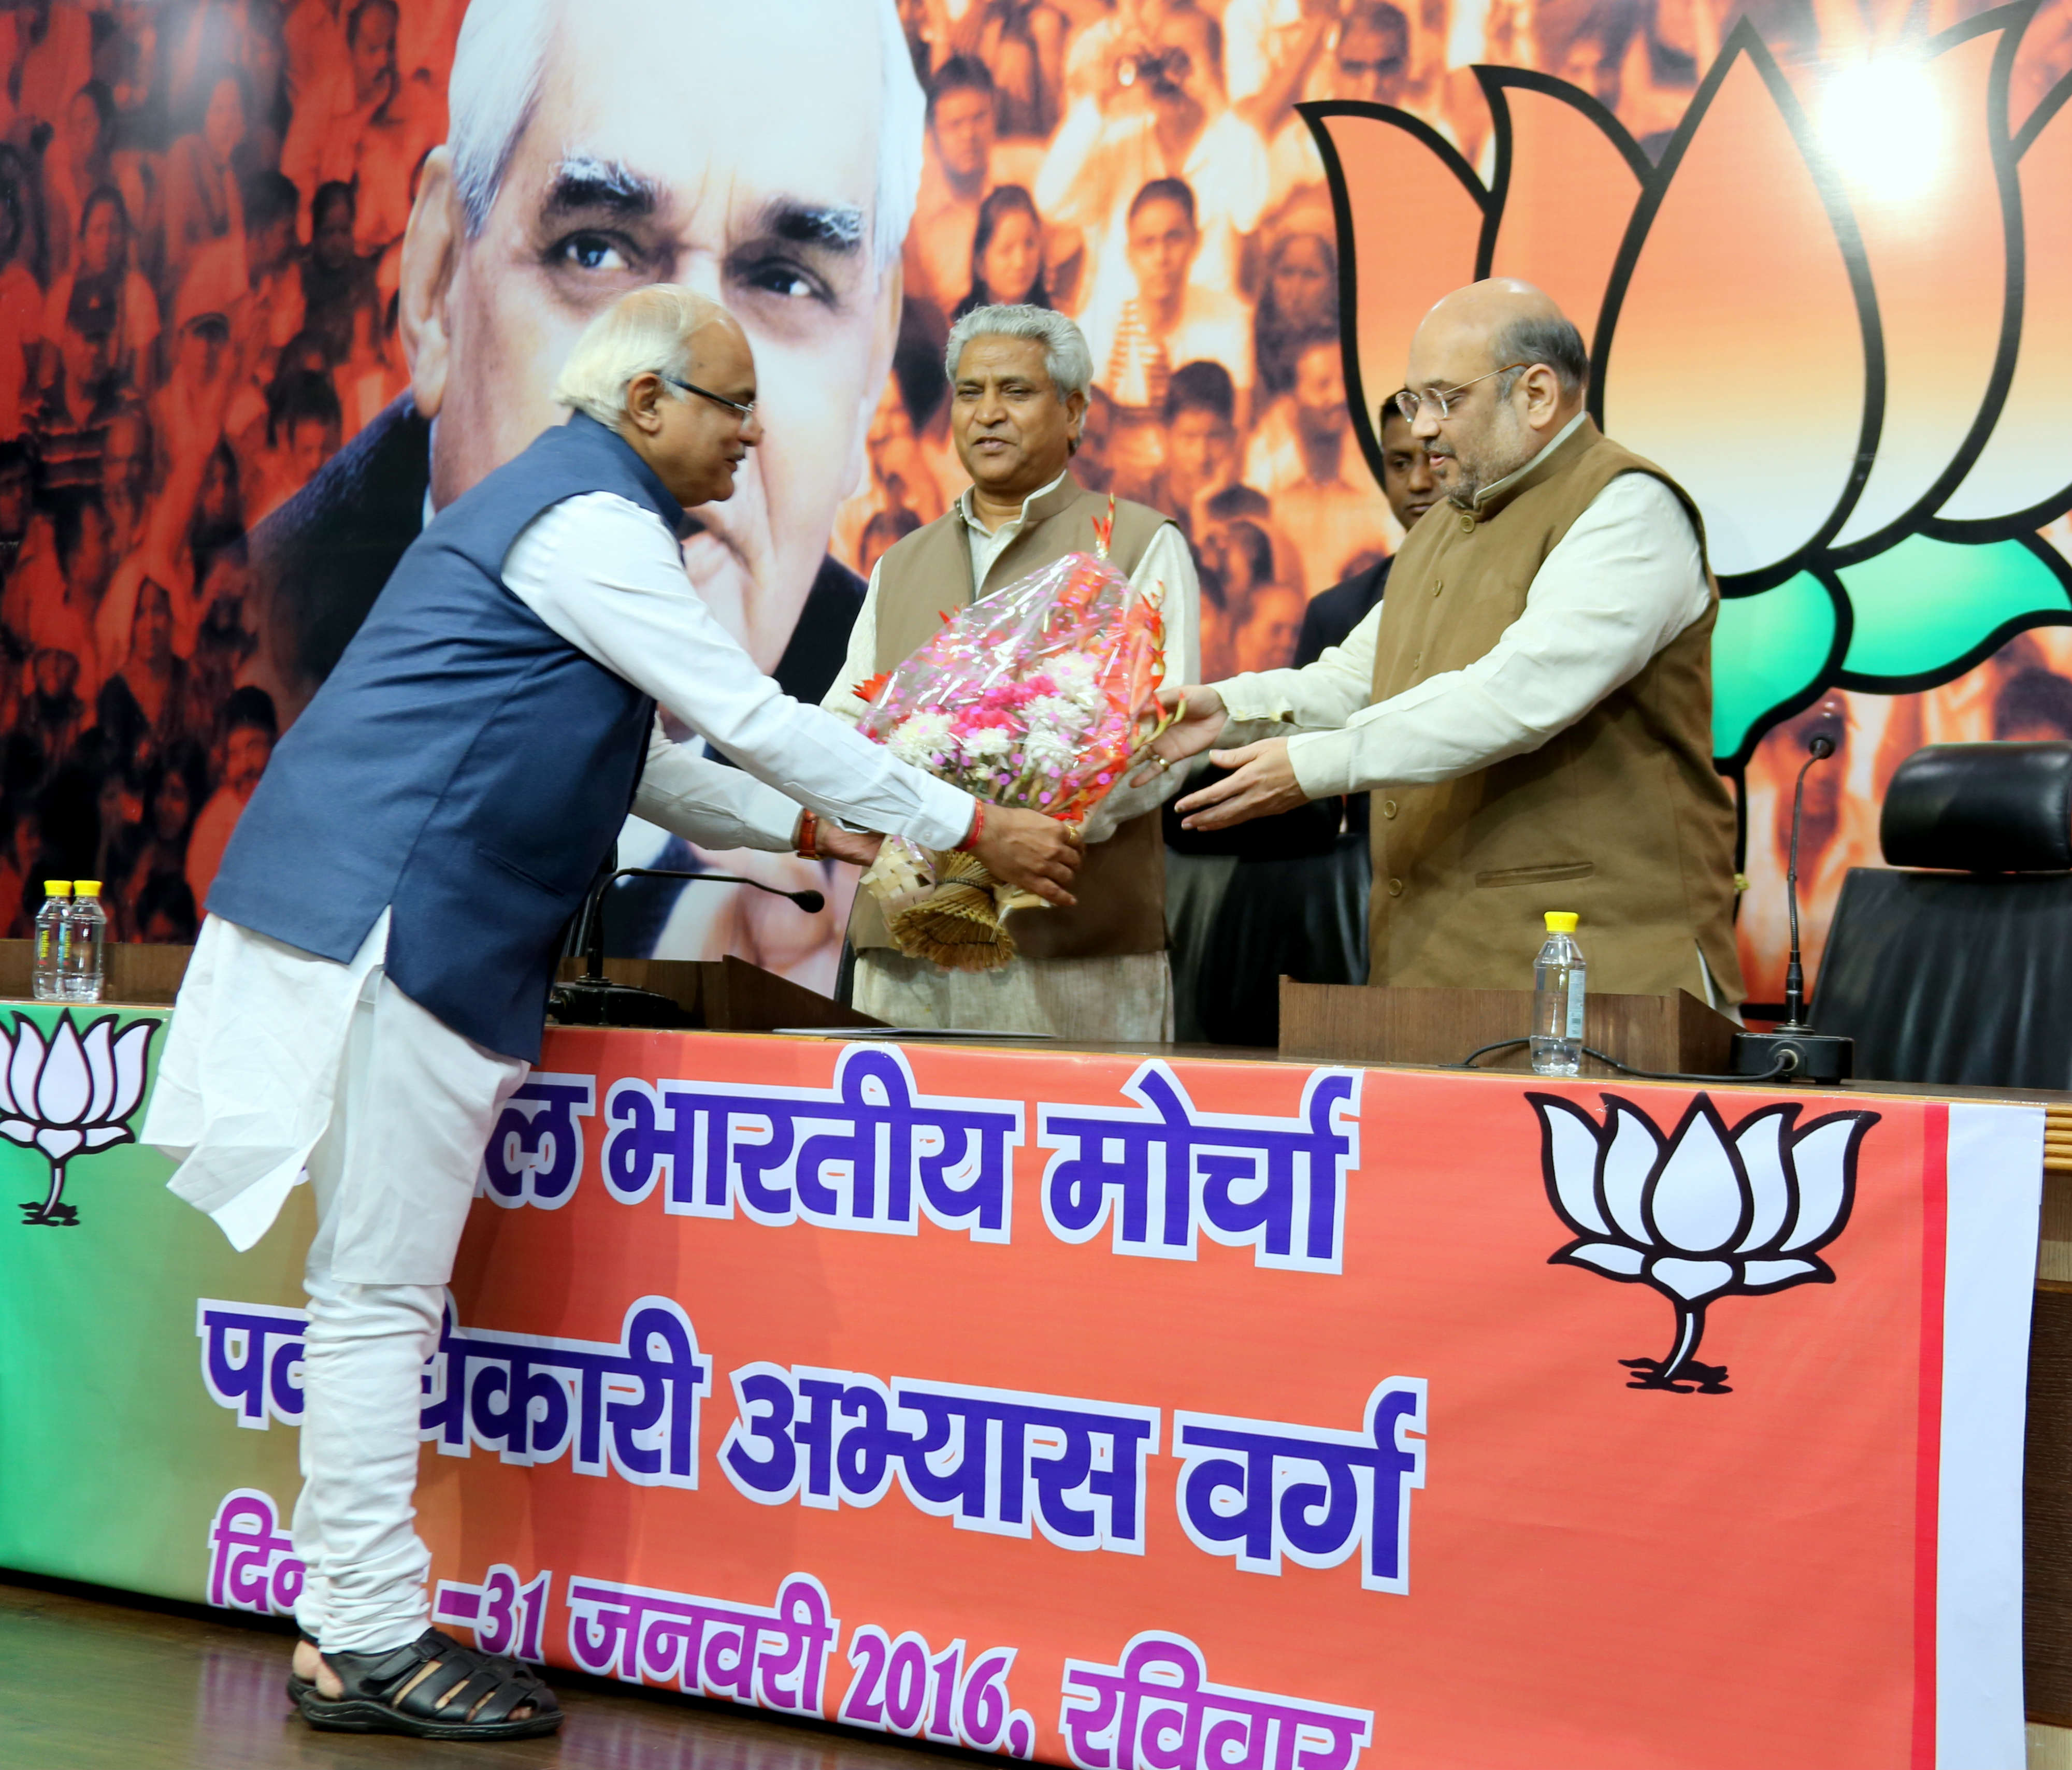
[1143,279,1743,1006]
[825,304,1202,1040]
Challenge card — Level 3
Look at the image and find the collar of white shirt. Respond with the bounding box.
[1471,409,1589,512]
[956,467,1072,539]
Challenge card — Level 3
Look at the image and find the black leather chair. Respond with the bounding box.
[1812,741,2072,1088]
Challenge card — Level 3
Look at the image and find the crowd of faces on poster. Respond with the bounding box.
[0,0,2066,1009]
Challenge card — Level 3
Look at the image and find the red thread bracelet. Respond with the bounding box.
[956,800,986,853]
[796,810,819,859]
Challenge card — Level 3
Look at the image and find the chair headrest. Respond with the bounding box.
[1880,742,2072,872]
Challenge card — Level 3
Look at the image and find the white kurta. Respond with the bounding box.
[147,488,982,1273]
[823,473,1201,1042]
[1215,420,1712,797]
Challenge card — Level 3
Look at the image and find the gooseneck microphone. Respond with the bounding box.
[1730,729,1854,1084]
[552,864,827,1029]
[1779,733,1835,1029]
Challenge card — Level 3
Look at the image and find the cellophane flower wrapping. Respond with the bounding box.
[854,544,1168,972]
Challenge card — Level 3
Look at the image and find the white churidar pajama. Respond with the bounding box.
[824,471,1200,1041]
[145,487,978,1656]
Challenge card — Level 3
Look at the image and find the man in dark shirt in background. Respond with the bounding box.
[1297,398,1438,671]
[1168,395,1436,1042]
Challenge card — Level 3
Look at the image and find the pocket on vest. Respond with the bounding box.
[1473,860,1596,888]
[476,841,579,899]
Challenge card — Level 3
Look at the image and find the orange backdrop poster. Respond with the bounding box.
[0,2,2067,1014]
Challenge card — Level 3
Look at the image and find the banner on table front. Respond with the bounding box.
[1,1014,2042,1770]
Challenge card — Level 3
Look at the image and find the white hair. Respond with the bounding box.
[944,304,1093,400]
[446,0,924,276]
[552,285,729,425]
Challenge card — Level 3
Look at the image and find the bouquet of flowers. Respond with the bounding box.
[853,502,1176,972]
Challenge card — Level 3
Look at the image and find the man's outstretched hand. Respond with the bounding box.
[975,805,1085,906]
[1129,685,1228,786]
[1173,737,1309,831]
[816,823,884,869]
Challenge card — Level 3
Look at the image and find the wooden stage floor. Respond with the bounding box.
[16,1573,2072,1769]
[0,1578,962,1770]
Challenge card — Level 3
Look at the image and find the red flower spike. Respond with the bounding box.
[852,671,893,703]
[1090,494,1116,561]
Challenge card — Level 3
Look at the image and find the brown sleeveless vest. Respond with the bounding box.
[1366,420,1744,1000]
[850,474,1173,958]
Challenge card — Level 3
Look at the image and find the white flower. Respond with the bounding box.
[960,727,1014,760]
[889,711,953,766]
[1045,653,1101,703]
[1024,727,1079,770]
[1024,694,1090,733]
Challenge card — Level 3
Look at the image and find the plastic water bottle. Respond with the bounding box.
[1531,911,1586,1077]
[32,882,70,1001]
[62,881,107,1003]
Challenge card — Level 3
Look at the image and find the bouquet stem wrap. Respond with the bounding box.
[854,505,1172,973]
[887,850,1016,969]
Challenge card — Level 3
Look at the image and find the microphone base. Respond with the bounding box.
[547,978,694,1030]
[1731,1029,1854,1085]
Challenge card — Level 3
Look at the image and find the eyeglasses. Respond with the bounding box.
[1392,363,1533,423]
[665,375,756,421]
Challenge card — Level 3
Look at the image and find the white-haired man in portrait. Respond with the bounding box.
[246,0,927,980]
[149,284,1084,1742]
[826,303,1201,1040]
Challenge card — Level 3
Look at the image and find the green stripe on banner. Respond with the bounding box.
[0,1004,309,1602]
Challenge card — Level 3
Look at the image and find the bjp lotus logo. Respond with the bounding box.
[3,1011,156,1226]
[1304,6,2072,763]
[1530,1092,1877,1392]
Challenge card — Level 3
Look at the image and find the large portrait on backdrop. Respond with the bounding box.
[0,0,2064,1006]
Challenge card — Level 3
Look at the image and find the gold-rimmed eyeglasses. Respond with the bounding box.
[1392,363,1533,423]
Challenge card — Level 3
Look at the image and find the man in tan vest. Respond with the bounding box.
[1139,279,1744,1006]
[825,303,1202,1038]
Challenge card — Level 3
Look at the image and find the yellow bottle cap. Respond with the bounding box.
[42,881,70,897]
[74,881,102,897]
[1544,911,1579,932]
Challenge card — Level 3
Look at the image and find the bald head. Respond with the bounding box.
[1411,279,1588,398]
[1403,279,1589,507]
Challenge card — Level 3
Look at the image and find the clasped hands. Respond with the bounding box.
[1128,686,1310,830]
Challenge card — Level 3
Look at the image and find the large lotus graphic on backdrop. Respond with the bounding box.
[3,1012,155,1226]
[1304,6,2072,762]
[1529,1092,1878,1392]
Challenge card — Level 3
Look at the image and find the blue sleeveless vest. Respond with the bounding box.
[209,414,681,1061]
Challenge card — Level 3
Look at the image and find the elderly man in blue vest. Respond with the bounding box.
[143,286,1084,1742]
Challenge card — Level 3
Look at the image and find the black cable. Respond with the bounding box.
[1457,1037,1795,1084]
[1460,1039,1529,1067]
[1577,1044,1795,1084]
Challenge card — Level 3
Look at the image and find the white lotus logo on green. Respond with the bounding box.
[3,1011,156,1227]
